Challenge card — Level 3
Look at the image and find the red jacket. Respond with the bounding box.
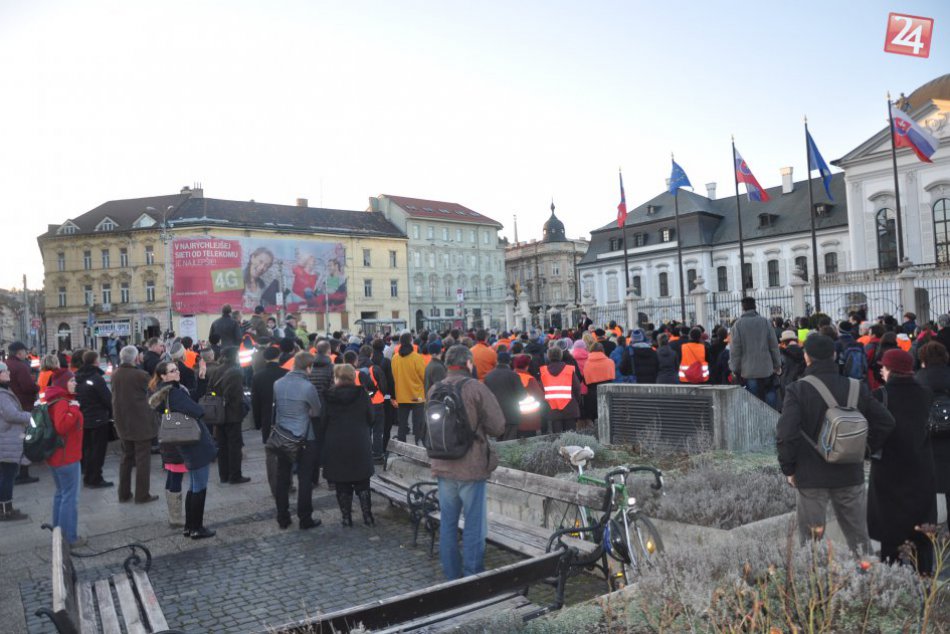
[43,385,84,467]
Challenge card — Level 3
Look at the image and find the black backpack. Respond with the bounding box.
[840,344,868,381]
[424,378,476,460]
[619,346,634,376]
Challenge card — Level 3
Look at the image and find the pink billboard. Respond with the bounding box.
[171,236,347,314]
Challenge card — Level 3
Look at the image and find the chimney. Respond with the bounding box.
[781,166,793,194]
[705,182,717,200]
[296,198,308,207]
[191,182,203,198]
[665,178,671,190]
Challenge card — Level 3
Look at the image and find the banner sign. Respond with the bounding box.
[171,236,347,314]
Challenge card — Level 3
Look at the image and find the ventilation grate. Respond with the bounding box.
[607,392,713,449]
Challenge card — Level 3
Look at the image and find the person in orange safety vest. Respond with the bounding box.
[678,327,710,383]
[539,346,581,434]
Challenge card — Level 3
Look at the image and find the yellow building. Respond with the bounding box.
[38,187,409,351]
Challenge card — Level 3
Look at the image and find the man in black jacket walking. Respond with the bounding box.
[776,335,895,553]
[75,350,114,488]
[484,352,526,441]
[209,304,242,348]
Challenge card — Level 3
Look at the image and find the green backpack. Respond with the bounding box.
[22,398,65,463]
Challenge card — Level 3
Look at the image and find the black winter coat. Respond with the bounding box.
[655,346,678,384]
[915,365,950,493]
[484,365,526,428]
[143,350,162,376]
[75,364,112,429]
[778,345,806,408]
[318,384,374,483]
[176,360,196,396]
[867,376,937,546]
[308,355,334,400]
[776,359,895,490]
[150,382,217,471]
[631,345,659,384]
[209,315,242,348]
[251,362,288,431]
[206,363,245,424]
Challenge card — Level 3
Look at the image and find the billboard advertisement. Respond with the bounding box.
[171,235,347,314]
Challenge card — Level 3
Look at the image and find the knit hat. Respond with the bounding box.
[630,329,646,344]
[803,334,835,360]
[781,330,798,343]
[263,346,281,361]
[881,348,914,375]
[497,352,512,366]
[572,339,587,350]
[513,354,531,370]
[427,341,442,355]
[51,368,73,389]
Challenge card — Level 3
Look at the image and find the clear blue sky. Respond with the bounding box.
[0,0,947,289]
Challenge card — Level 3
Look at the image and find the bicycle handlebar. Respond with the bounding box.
[626,465,664,490]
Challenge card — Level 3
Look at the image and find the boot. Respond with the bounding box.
[336,489,353,527]
[183,491,195,536]
[0,501,29,521]
[190,489,216,539]
[165,491,184,528]
[14,466,38,485]
[357,489,375,527]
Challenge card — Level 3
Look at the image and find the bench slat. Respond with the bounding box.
[93,579,122,634]
[51,527,78,628]
[130,568,169,631]
[112,573,147,634]
[77,582,97,633]
[373,593,533,633]
[427,510,596,558]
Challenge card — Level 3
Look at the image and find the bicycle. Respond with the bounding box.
[553,445,665,587]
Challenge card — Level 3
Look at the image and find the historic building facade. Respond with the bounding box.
[368,194,506,332]
[505,204,588,328]
[38,187,409,350]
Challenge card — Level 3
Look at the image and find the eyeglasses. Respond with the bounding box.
[165,367,180,374]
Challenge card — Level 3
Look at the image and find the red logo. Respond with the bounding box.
[884,13,934,58]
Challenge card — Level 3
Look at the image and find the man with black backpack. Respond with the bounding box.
[426,344,505,580]
[776,335,895,554]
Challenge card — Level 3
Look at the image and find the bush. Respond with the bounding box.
[518,433,605,477]
[635,462,795,529]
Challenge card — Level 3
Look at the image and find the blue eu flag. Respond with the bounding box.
[806,130,834,201]
[669,160,692,194]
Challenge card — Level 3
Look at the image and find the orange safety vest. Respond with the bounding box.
[678,342,709,383]
[897,336,912,352]
[38,370,53,391]
[281,357,294,371]
[29,356,40,371]
[355,366,385,405]
[420,354,432,367]
[539,365,575,411]
[183,348,198,369]
[239,335,257,368]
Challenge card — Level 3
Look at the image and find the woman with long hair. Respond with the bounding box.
[148,361,218,539]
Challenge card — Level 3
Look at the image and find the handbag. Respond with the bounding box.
[158,397,202,446]
[265,424,305,459]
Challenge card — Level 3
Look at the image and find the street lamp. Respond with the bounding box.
[147,205,176,338]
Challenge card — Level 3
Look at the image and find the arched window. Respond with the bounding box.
[658,272,669,297]
[876,208,898,269]
[742,262,754,290]
[824,252,838,274]
[934,199,950,263]
[687,268,697,291]
[794,256,808,281]
[767,259,780,287]
[716,266,728,292]
[606,273,619,303]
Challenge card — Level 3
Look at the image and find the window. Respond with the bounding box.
[470,229,476,243]
[412,225,420,240]
[119,248,128,268]
[362,249,371,267]
[552,262,560,276]
[145,245,155,265]
[430,306,440,317]
[876,208,898,269]
[445,308,455,317]
[428,253,435,268]
[83,250,92,270]
[57,252,65,272]
[97,217,117,232]
[456,228,462,242]
[444,277,453,299]
[426,226,434,240]
[389,250,397,268]
[390,280,399,298]
[58,286,67,308]
[794,256,809,281]
[609,237,624,251]
[101,249,110,268]
[414,280,423,297]
[658,272,669,297]
[83,285,93,306]
[145,280,156,303]
[767,259,780,287]
[58,223,77,235]
[660,228,673,243]
[483,231,490,245]
[632,275,642,297]
[824,251,838,274]
[606,275,619,303]
[120,282,130,304]
[102,283,112,305]
[634,233,646,247]
[934,199,950,263]
[412,251,421,268]
[442,228,449,241]
[363,279,373,298]
[742,262,754,290]
[687,268,697,291]
[717,266,728,292]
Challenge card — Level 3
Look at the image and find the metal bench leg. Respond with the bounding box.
[35,608,64,634]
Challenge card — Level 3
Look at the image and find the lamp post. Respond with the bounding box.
[147,205,176,338]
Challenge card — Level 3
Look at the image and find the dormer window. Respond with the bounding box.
[634,233,646,247]
[758,213,779,228]
[815,203,832,216]
[660,228,674,243]
[132,213,157,229]
[646,205,658,215]
[95,217,118,232]
[57,221,79,235]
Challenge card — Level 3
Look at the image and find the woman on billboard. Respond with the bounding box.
[243,247,280,308]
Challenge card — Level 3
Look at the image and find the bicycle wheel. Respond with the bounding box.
[623,512,664,574]
[556,503,595,543]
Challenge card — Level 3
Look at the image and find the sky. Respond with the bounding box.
[1,0,948,290]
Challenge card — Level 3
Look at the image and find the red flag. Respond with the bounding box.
[617,171,628,228]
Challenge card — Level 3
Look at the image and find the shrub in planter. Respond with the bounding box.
[519,433,604,477]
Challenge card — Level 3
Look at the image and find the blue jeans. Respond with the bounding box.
[744,377,778,409]
[51,461,81,544]
[437,478,488,580]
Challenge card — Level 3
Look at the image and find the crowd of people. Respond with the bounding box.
[0,297,947,579]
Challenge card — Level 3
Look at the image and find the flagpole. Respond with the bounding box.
[731,137,748,291]
[672,154,687,323]
[886,93,905,264]
[805,118,822,313]
[619,169,631,290]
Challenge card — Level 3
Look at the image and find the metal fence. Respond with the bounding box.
[636,295,694,326]
[812,278,902,320]
[587,304,626,328]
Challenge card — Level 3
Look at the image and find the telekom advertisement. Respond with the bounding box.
[171,236,347,314]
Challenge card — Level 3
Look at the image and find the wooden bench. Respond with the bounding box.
[36,526,183,634]
[271,548,572,633]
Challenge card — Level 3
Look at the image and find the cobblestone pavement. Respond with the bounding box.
[5,431,606,633]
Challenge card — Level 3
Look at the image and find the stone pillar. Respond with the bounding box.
[898,258,917,317]
[625,287,638,330]
[691,277,708,327]
[789,267,807,317]
[504,292,515,331]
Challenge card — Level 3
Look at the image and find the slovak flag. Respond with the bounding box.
[617,171,628,229]
[891,104,939,163]
[734,148,771,203]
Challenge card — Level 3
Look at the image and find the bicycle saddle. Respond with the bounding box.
[560,445,595,466]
